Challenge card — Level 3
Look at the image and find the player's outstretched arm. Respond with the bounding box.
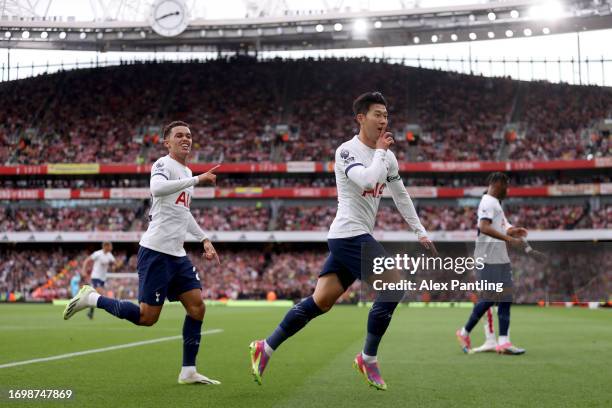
[150,165,220,197]
[82,256,93,277]
[195,164,220,185]
[150,175,199,197]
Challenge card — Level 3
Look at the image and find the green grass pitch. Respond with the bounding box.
[1,304,610,408]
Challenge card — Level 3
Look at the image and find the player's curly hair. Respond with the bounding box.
[163,120,190,139]
[486,172,509,185]
[352,91,387,116]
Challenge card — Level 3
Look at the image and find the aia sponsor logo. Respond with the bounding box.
[362,182,386,198]
[175,191,192,208]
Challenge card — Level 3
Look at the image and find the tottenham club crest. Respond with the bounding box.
[155,161,164,168]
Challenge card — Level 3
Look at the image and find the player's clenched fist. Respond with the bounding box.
[197,164,220,185]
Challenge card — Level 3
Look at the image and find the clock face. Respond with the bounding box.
[149,0,189,37]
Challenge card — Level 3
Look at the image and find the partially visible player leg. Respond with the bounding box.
[64,284,145,324]
[177,288,220,385]
[65,247,166,325]
[484,306,496,343]
[354,268,403,391]
[363,300,400,358]
[354,297,398,391]
[470,307,498,353]
[495,302,525,355]
[249,273,345,385]
[457,300,494,352]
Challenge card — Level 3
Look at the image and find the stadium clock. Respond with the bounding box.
[149,0,190,37]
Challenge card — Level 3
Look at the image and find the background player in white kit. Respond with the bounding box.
[249,92,437,391]
[63,121,221,384]
[81,241,119,319]
[456,172,531,355]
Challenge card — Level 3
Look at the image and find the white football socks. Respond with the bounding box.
[362,352,377,363]
[460,327,468,337]
[180,366,196,377]
[263,340,274,356]
[88,292,101,307]
[499,335,510,345]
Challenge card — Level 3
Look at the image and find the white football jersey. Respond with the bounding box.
[139,155,206,257]
[474,194,511,264]
[328,136,399,239]
[90,249,115,281]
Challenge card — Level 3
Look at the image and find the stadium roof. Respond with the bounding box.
[1,0,611,52]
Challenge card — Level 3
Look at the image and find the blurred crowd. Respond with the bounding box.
[275,203,610,232]
[2,57,611,165]
[1,173,610,189]
[509,82,612,160]
[0,205,269,232]
[1,244,609,304]
[2,203,609,232]
[0,206,147,232]
[509,245,612,303]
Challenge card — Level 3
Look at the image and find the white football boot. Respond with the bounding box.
[63,285,96,320]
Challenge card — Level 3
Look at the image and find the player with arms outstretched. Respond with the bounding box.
[249,92,437,390]
[82,241,119,320]
[64,121,222,384]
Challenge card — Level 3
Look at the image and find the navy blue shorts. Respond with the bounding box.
[91,278,105,288]
[320,234,388,290]
[477,263,513,287]
[477,263,513,302]
[136,246,201,306]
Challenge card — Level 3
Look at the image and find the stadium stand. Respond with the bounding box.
[2,246,609,304]
[1,57,610,306]
[1,203,609,232]
[1,57,611,164]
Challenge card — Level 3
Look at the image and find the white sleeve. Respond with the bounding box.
[149,158,198,197]
[89,251,99,261]
[337,146,388,190]
[187,213,208,242]
[477,197,497,222]
[150,175,198,197]
[385,154,428,239]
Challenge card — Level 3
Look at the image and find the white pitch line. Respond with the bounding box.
[0,329,223,369]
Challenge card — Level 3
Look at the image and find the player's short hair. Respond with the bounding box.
[486,172,509,185]
[353,92,387,116]
[102,241,111,247]
[163,120,190,139]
